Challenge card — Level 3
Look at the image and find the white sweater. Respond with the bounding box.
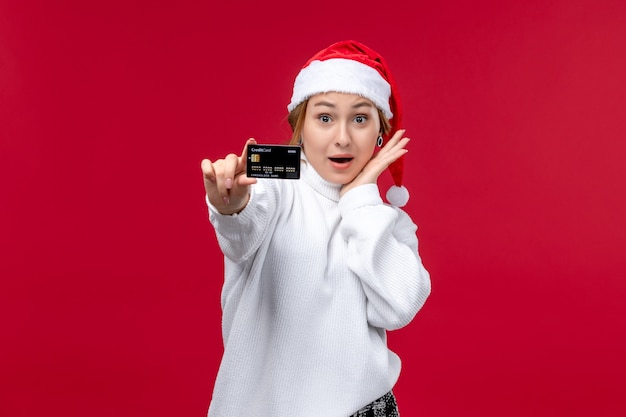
[206,158,431,417]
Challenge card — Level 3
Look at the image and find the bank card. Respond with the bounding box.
[246,144,301,179]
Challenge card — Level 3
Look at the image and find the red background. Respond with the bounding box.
[1,0,625,416]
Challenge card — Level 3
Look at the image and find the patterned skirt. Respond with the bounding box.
[350,391,399,417]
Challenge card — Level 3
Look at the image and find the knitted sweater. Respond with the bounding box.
[206,158,431,417]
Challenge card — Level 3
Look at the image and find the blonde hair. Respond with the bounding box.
[287,99,392,145]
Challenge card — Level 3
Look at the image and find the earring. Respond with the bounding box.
[377,135,384,147]
[298,135,303,146]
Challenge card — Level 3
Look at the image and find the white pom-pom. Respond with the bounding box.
[386,185,409,207]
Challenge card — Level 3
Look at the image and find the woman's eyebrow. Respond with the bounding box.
[312,101,374,109]
[312,101,336,108]
[352,102,373,109]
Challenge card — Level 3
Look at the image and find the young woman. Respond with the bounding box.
[201,40,431,417]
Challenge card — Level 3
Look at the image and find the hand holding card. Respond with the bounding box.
[201,138,258,215]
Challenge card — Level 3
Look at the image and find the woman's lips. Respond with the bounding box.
[328,156,354,169]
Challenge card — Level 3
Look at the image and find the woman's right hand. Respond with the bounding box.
[201,138,257,215]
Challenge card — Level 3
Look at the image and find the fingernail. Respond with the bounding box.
[225,178,233,189]
[223,196,229,205]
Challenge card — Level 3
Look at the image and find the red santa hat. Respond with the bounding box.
[288,40,409,207]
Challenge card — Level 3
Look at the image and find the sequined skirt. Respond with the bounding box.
[350,391,399,417]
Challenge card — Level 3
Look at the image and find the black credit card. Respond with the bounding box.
[246,144,301,179]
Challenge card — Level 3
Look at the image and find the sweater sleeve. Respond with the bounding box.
[207,180,279,263]
[338,184,431,330]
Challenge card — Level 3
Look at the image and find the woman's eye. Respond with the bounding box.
[354,115,367,123]
[319,115,331,123]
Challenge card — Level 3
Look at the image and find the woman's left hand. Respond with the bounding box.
[340,129,409,197]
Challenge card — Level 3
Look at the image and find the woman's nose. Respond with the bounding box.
[335,124,351,147]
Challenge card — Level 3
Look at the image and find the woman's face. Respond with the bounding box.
[301,92,380,185]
